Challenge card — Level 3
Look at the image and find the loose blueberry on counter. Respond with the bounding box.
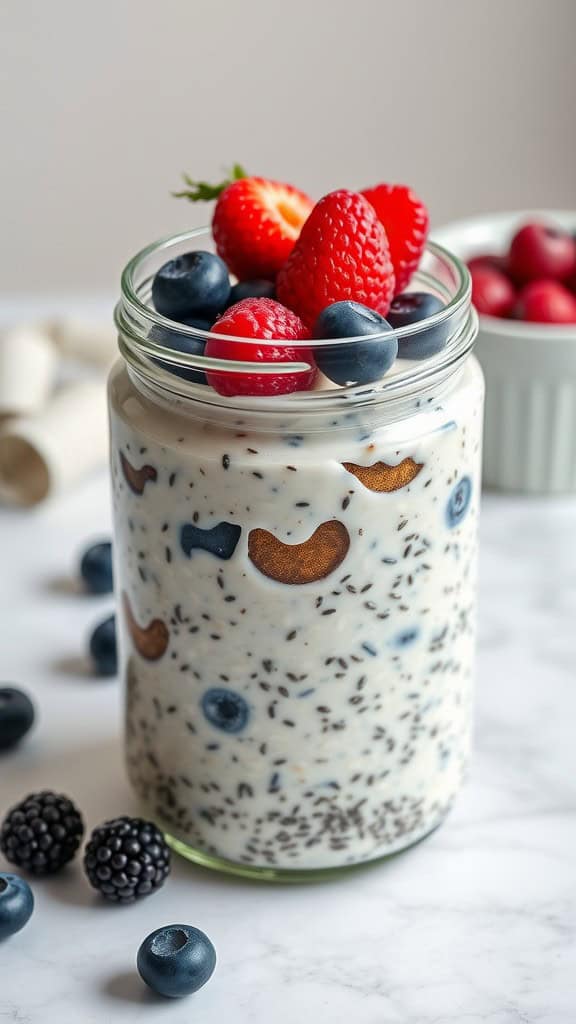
[0,791,84,875]
[227,279,275,306]
[387,292,448,359]
[446,476,472,528]
[80,541,113,595]
[0,873,34,940]
[84,816,170,903]
[0,687,35,751]
[148,325,208,385]
[152,251,231,320]
[89,615,117,676]
[313,301,397,386]
[201,688,249,734]
[137,924,216,998]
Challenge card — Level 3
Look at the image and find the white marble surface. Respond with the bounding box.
[1,473,575,1023]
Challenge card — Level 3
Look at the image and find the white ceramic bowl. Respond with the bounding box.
[433,210,576,494]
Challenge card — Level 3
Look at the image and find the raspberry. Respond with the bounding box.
[361,183,429,294]
[276,190,395,327]
[205,297,315,397]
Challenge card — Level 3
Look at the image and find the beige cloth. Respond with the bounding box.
[0,379,108,506]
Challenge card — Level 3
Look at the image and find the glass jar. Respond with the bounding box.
[110,228,483,880]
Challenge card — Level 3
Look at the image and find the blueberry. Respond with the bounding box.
[313,301,398,386]
[393,626,420,648]
[149,325,208,385]
[180,521,241,560]
[80,541,113,595]
[137,924,216,998]
[227,279,275,306]
[151,251,230,320]
[387,292,448,360]
[446,476,472,529]
[89,615,117,676]
[201,688,249,733]
[0,873,34,940]
[0,688,35,751]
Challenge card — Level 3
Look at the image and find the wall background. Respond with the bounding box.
[1,0,575,293]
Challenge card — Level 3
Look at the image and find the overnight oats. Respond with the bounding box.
[109,175,484,878]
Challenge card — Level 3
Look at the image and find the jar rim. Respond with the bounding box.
[115,226,477,417]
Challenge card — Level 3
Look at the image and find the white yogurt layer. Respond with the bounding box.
[109,357,484,871]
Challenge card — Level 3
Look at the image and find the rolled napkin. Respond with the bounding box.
[48,316,118,368]
[0,379,108,506]
[0,325,58,419]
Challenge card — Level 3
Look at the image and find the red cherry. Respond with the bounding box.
[514,280,576,324]
[467,253,508,275]
[565,267,576,296]
[470,264,516,318]
[508,223,576,283]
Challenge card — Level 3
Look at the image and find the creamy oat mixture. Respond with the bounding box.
[110,357,483,870]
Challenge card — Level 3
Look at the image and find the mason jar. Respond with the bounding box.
[110,228,483,880]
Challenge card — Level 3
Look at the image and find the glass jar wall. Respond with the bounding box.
[109,229,483,879]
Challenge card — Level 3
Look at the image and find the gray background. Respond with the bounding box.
[1,0,575,293]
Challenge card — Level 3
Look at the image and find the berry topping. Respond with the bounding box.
[84,816,171,903]
[361,183,429,294]
[201,688,249,733]
[205,297,315,397]
[0,873,34,941]
[446,476,472,528]
[0,687,35,751]
[277,190,395,327]
[0,791,84,875]
[513,280,576,324]
[149,325,207,385]
[152,251,231,321]
[176,167,313,280]
[470,264,516,318]
[89,614,117,677]
[387,291,449,359]
[80,540,113,595]
[137,924,216,998]
[313,301,397,385]
[508,222,576,284]
[228,279,275,305]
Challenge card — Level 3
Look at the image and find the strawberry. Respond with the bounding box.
[175,165,313,281]
[276,190,395,327]
[205,297,316,397]
[361,183,429,294]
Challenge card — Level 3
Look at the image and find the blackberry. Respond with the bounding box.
[0,791,84,875]
[83,816,170,904]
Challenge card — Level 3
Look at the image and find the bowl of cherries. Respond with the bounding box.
[434,210,576,495]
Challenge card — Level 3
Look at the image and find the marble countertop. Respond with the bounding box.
[1,474,575,1023]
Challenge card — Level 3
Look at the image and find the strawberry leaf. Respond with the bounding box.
[173,164,248,202]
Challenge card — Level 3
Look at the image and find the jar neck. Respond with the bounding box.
[114,229,477,435]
